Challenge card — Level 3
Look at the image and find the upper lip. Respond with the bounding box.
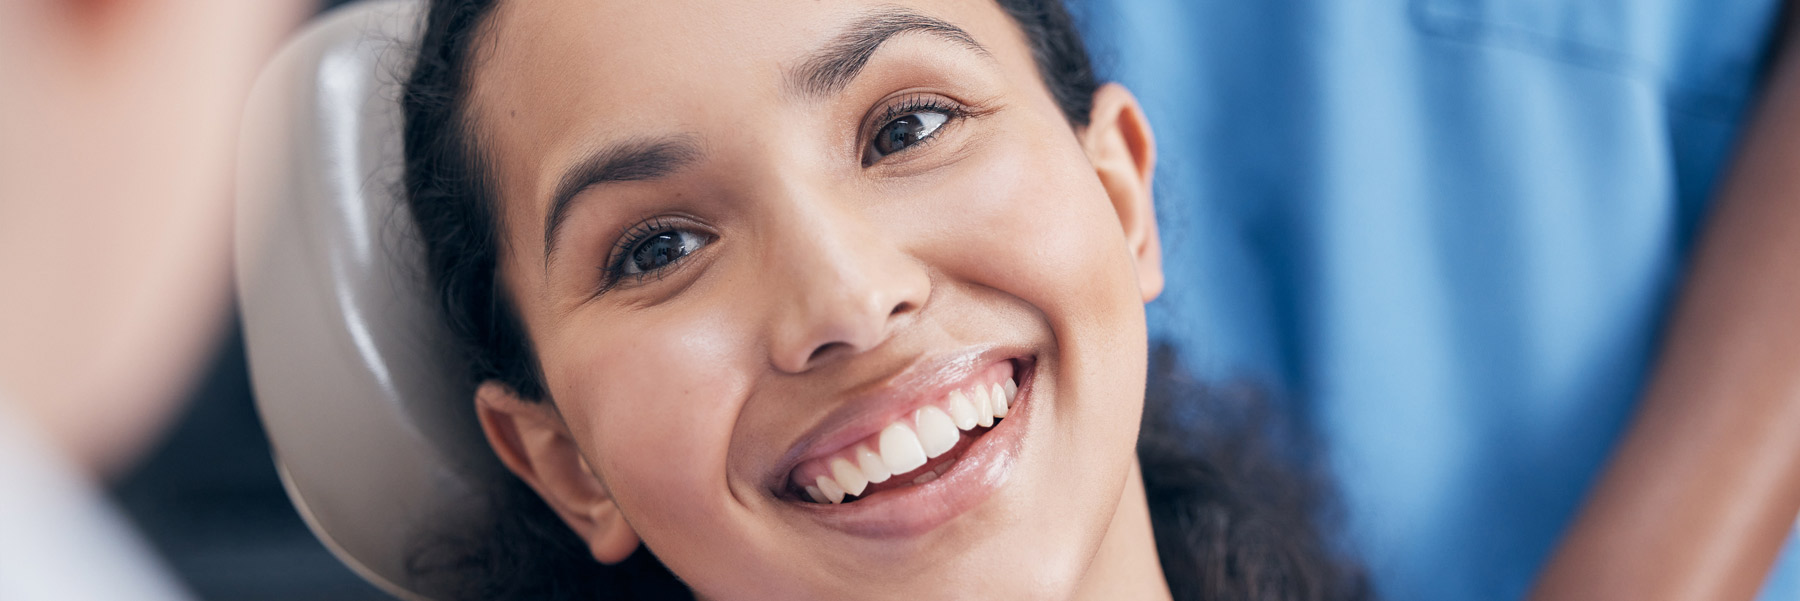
[766,344,1028,494]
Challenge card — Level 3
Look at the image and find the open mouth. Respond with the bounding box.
[785,357,1033,505]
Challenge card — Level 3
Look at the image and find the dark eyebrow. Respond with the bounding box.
[543,136,702,264]
[785,7,990,100]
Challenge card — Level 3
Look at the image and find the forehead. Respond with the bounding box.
[463,0,1042,239]
[471,0,1025,115]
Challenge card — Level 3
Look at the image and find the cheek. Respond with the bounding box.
[924,120,1151,448]
[923,126,1144,333]
[543,307,753,532]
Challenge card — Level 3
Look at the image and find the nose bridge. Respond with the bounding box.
[760,175,929,373]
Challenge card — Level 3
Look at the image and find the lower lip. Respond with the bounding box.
[791,358,1039,538]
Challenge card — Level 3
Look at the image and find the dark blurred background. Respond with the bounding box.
[105,3,391,599]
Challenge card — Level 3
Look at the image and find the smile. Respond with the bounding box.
[774,351,1040,537]
[791,367,1019,504]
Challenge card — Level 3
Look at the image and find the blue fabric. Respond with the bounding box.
[1073,1,1798,600]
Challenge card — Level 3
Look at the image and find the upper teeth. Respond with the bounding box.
[798,376,1019,504]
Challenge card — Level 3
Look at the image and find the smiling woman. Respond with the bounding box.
[397,0,1368,599]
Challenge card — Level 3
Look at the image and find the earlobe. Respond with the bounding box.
[1081,83,1164,303]
[577,454,644,564]
[474,381,642,564]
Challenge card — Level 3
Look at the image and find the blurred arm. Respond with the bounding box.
[1529,8,1800,601]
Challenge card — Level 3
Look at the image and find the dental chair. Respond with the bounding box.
[235,1,493,599]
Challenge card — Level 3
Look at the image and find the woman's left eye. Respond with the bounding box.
[866,110,951,163]
[619,228,708,276]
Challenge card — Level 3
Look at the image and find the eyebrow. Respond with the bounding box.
[785,7,990,100]
[543,136,702,263]
[541,9,986,264]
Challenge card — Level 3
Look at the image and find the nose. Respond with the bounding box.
[765,196,931,374]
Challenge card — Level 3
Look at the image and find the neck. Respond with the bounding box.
[1073,457,1173,601]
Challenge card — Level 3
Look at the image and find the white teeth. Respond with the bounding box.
[973,386,995,428]
[914,406,960,458]
[878,422,928,475]
[947,390,979,430]
[855,445,891,484]
[815,474,846,504]
[829,457,868,497]
[800,376,1026,503]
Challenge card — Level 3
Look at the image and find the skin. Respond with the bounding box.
[0,0,302,475]
[465,1,1172,599]
[1530,7,1800,601]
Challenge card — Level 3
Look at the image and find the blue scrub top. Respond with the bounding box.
[1074,1,1800,600]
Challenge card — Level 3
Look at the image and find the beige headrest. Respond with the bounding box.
[235,2,499,598]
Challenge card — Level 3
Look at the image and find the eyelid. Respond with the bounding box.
[594,214,712,297]
[859,92,975,165]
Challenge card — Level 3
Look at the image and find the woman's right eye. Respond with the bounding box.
[600,219,713,292]
[619,228,708,276]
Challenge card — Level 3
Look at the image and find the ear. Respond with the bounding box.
[1081,83,1164,303]
[475,381,642,564]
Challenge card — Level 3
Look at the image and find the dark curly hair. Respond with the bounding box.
[400,1,1372,599]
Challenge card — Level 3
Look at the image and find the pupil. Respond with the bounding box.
[632,232,684,272]
[880,115,923,154]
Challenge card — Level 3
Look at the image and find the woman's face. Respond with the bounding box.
[469,0,1161,598]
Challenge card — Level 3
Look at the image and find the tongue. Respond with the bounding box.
[856,426,986,500]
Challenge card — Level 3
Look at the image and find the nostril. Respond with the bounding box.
[889,300,916,317]
[808,341,850,365]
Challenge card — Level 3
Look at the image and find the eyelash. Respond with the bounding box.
[863,94,969,165]
[591,96,970,296]
[599,215,696,292]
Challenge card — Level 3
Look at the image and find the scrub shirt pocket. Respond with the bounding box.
[1409,0,1654,76]
[1409,0,1781,118]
